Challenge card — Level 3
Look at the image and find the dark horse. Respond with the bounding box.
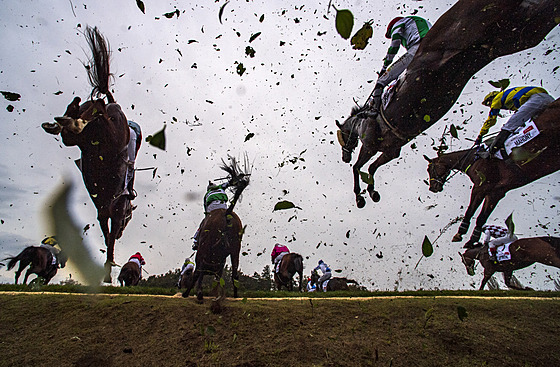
[182,157,250,302]
[310,270,358,292]
[425,98,560,246]
[274,253,304,291]
[336,0,559,208]
[117,261,141,286]
[178,266,195,290]
[460,237,560,290]
[41,26,134,283]
[4,246,68,285]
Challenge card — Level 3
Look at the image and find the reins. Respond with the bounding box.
[431,146,478,187]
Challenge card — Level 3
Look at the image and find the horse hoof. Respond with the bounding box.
[356,196,366,208]
[452,233,462,242]
[41,122,62,135]
[370,191,380,203]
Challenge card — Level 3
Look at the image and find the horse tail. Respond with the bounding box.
[293,254,303,275]
[84,26,115,104]
[4,247,33,270]
[220,155,251,216]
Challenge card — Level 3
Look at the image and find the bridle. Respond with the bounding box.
[338,118,360,154]
[428,147,477,187]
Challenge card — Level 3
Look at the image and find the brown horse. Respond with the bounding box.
[182,157,250,302]
[310,270,358,292]
[425,98,560,247]
[336,0,559,208]
[41,26,135,283]
[178,266,195,291]
[460,237,560,290]
[4,246,68,285]
[117,261,141,286]
[273,253,304,291]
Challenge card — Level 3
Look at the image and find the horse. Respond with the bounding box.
[425,98,560,247]
[310,270,358,292]
[4,246,68,285]
[182,157,251,302]
[335,0,559,208]
[117,261,141,286]
[178,266,195,291]
[460,237,560,290]
[273,253,304,291]
[41,26,135,283]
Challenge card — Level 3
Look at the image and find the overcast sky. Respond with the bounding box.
[1,0,559,290]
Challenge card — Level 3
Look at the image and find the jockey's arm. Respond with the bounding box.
[478,114,498,137]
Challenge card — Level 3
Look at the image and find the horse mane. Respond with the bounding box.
[84,26,115,104]
[350,105,367,117]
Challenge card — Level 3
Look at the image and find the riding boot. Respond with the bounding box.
[358,84,383,119]
[489,250,497,263]
[488,129,511,156]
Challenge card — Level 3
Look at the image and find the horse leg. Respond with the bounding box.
[479,268,495,290]
[366,148,401,203]
[195,271,205,303]
[230,251,240,298]
[503,271,532,291]
[352,148,374,208]
[98,216,114,283]
[453,189,485,242]
[466,193,505,246]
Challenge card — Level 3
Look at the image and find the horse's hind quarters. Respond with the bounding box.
[41,122,62,135]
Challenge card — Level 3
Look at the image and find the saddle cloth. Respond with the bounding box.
[321,280,330,292]
[493,119,540,159]
[489,243,512,262]
[381,71,406,110]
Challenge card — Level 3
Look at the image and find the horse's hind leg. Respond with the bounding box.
[503,271,532,291]
[195,271,205,303]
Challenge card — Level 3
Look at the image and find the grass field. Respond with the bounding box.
[1,286,560,366]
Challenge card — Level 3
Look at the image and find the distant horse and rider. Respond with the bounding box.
[460,236,560,290]
[273,252,304,291]
[117,252,145,286]
[41,26,141,283]
[309,269,358,292]
[335,0,558,208]
[425,97,560,247]
[3,237,68,285]
[182,156,251,302]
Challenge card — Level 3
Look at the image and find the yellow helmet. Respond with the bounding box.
[482,91,499,106]
[41,236,58,245]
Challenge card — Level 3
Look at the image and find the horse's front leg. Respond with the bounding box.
[479,268,495,290]
[195,271,205,303]
[366,148,401,203]
[230,254,240,298]
[98,216,114,283]
[452,188,485,243]
[352,148,374,208]
[465,192,505,247]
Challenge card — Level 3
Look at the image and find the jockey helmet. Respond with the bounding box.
[42,236,58,246]
[318,259,324,264]
[482,91,500,106]
[386,17,404,38]
[136,252,142,257]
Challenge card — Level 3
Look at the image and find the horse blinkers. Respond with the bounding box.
[336,129,346,147]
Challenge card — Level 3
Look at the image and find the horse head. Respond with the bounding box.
[459,250,476,276]
[424,155,449,193]
[336,106,368,163]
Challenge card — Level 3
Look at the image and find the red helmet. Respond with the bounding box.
[385,17,404,38]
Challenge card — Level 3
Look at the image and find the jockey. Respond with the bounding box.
[128,252,145,278]
[178,257,195,287]
[313,260,332,291]
[363,16,432,119]
[480,224,518,263]
[475,86,555,157]
[306,277,316,292]
[270,243,290,273]
[40,236,62,268]
[125,120,142,200]
[192,180,232,250]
